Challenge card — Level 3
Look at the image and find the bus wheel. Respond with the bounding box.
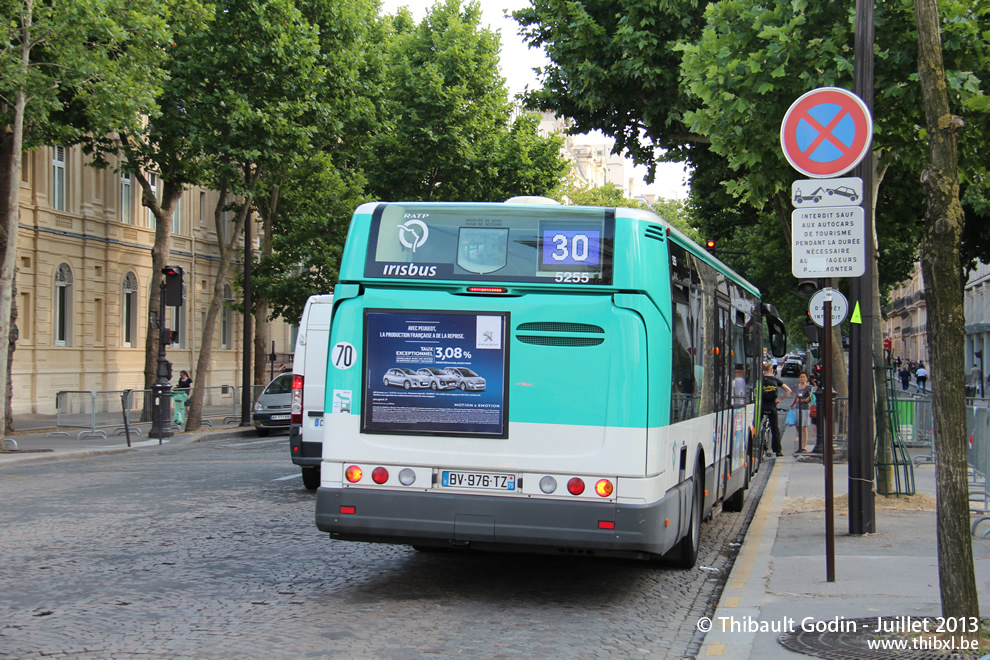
[301,466,320,491]
[668,467,702,568]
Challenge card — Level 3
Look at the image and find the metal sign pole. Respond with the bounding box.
[823,281,836,582]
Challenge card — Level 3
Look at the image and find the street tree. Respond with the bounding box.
[249,0,384,383]
[163,0,326,431]
[368,0,567,203]
[913,0,982,635]
[0,0,170,433]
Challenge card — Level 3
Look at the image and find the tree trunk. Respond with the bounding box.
[254,185,278,385]
[913,0,980,640]
[0,89,27,444]
[184,182,247,431]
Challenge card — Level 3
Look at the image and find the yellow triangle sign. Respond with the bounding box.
[850,301,862,324]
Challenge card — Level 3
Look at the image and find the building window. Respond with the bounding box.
[19,292,30,341]
[52,146,66,211]
[199,191,207,225]
[221,284,233,349]
[94,298,103,344]
[172,195,182,235]
[147,173,159,228]
[123,272,138,347]
[120,172,133,224]
[54,263,73,346]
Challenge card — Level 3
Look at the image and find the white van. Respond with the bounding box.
[289,294,333,490]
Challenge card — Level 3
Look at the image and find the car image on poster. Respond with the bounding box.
[362,310,508,438]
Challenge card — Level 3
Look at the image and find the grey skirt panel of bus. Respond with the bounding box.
[315,483,690,558]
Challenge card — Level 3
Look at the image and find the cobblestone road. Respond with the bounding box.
[0,437,771,659]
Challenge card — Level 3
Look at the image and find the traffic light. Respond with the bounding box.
[162,266,184,307]
[704,239,716,252]
[797,279,819,298]
[164,329,179,345]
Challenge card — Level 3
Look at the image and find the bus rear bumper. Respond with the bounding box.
[315,482,690,559]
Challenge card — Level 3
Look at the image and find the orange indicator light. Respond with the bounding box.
[345,465,363,483]
[595,479,614,497]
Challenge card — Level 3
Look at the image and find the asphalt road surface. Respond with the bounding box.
[0,435,771,659]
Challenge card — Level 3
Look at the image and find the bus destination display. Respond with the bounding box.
[366,204,614,285]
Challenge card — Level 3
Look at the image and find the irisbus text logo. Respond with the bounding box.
[398,219,429,252]
[382,263,437,277]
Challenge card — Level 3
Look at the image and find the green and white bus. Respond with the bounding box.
[314,199,786,566]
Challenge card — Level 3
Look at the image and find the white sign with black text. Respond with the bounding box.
[809,288,849,328]
[791,205,865,278]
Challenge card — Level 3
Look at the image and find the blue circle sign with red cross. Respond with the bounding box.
[780,87,873,178]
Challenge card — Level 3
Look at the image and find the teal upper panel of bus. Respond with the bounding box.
[340,201,759,298]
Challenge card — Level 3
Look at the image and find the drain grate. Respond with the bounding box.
[778,616,983,659]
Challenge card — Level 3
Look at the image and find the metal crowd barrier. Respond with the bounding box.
[48,385,241,439]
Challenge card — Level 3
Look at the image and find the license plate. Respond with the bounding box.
[441,470,516,491]
[270,414,290,421]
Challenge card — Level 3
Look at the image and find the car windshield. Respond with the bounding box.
[264,374,293,394]
[457,368,479,377]
[398,368,416,375]
[419,368,443,375]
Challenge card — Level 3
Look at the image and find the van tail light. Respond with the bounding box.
[291,374,304,424]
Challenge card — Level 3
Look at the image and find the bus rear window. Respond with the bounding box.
[365,203,614,285]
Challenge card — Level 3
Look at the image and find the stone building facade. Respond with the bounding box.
[14,145,293,416]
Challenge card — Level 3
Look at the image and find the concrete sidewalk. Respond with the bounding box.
[701,451,990,658]
[0,414,259,465]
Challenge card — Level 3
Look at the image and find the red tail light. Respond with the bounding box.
[372,467,389,484]
[291,374,304,424]
[567,477,585,496]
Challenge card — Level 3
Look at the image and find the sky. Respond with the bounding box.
[376,0,691,200]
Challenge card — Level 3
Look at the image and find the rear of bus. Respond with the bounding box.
[315,201,695,560]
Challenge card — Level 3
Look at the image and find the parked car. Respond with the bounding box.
[416,367,459,390]
[253,372,294,436]
[780,360,804,377]
[442,366,486,391]
[383,368,430,389]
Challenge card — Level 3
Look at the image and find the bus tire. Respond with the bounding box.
[301,466,320,490]
[668,467,702,568]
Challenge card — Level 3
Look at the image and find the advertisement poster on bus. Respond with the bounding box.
[362,309,508,437]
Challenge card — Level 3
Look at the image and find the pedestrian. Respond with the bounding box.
[790,371,813,453]
[899,365,911,391]
[762,361,791,457]
[915,362,928,394]
[971,363,981,388]
[772,356,779,376]
[173,370,192,425]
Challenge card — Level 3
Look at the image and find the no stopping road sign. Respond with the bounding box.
[780,87,873,178]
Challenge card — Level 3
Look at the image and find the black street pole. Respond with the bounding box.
[823,282,835,582]
[150,281,173,442]
[849,0,876,535]
[241,215,253,426]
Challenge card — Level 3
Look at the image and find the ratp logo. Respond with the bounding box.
[398,219,429,252]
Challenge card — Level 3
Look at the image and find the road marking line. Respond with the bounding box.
[273,473,301,481]
[705,642,725,656]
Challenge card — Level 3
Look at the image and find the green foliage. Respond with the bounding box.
[368,0,567,202]
[0,0,175,148]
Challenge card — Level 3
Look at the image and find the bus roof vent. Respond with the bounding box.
[505,195,560,205]
[645,224,666,242]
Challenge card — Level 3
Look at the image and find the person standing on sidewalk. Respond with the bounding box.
[173,370,192,426]
[762,361,791,457]
[915,362,928,394]
[790,371,812,453]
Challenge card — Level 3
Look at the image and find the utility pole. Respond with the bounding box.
[849,0,876,535]
[241,214,253,426]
